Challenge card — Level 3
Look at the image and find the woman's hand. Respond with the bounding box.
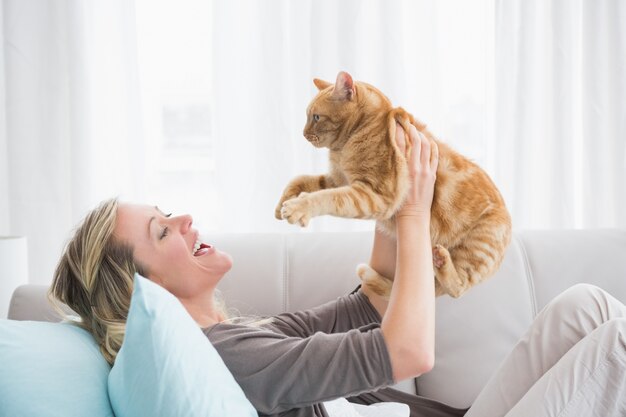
[394,123,439,217]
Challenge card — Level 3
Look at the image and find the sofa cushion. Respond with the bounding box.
[519,229,626,310]
[0,319,114,417]
[108,273,257,417]
[416,235,536,408]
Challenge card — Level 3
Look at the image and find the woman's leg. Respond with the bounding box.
[504,318,626,416]
[465,284,626,417]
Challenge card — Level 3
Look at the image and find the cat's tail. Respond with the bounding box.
[356,263,393,300]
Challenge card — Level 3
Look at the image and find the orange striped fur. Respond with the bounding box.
[276,72,512,298]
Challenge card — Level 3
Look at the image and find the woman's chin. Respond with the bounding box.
[198,249,233,278]
[218,250,233,272]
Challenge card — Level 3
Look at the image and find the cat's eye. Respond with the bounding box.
[313,114,320,122]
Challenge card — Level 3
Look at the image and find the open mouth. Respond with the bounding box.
[193,237,214,257]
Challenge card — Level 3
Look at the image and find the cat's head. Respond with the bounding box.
[304,71,391,150]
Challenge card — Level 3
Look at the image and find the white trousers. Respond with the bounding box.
[465,284,626,417]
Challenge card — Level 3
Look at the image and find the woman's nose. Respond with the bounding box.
[175,214,193,234]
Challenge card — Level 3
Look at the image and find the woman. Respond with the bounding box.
[50,125,626,417]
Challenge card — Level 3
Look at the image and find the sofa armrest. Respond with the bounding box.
[8,285,66,322]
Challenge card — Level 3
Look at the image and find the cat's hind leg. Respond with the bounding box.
[356,263,393,300]
[434,223,510,298]
[359,260,446,298]
[432,245,469,298]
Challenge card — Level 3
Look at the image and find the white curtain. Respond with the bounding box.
[495,0,626,229]
[0,0,145,284]
[209,0,494,232]
[0,0,624,290]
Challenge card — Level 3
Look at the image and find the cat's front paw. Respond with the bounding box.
[280,193,313,227]
[275,194,297,220]
[275,200,288,220]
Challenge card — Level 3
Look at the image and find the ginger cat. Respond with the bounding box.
[275,71,512,298]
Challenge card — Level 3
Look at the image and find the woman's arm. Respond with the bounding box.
[269,290,382,337]
[361,122,411,318]
[206,324,394,414]
[378,124,439,382]
[362,123,431,318]
[362,223,397,317]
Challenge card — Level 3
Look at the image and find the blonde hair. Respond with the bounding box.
[49,198,146,365]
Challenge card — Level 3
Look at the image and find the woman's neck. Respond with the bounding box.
[179,292,223,328]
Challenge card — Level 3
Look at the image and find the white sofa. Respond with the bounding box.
[8,229,626,409]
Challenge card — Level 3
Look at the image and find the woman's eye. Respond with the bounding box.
[160,226,169,240]
[313,114,320,122]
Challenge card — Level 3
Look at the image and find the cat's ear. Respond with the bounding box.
[332,71,355,101]
[313,78,332,91]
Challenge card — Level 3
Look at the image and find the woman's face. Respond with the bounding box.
[113,203,232,299]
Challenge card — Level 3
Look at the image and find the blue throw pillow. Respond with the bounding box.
[0,320,114,417]
[108,273,257,417]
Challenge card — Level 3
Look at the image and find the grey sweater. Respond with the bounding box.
[203,289,468,417]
